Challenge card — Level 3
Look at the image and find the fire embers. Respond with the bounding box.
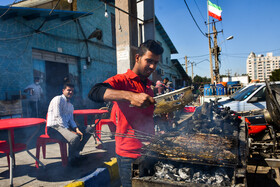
[154,161,231,186]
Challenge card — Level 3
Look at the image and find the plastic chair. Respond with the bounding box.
[95,105,116,142]
[0,140,26,169]
[35,115,68,168]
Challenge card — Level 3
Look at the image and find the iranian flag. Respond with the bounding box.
[208,1,222,21]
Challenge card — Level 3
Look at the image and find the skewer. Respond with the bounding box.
[95,131,154,141]
[96,130,155,140]
[127,129,155,137]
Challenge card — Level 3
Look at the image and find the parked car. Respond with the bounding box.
[218,81,280,112]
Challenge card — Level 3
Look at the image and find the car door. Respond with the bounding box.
[244,86,266,111]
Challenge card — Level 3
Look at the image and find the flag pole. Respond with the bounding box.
[207,0,214,84]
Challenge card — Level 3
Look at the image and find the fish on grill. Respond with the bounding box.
[143,133,237,165]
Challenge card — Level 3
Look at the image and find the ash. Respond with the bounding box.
[154,161,231,186]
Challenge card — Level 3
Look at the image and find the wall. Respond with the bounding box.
[154,28,181,88]
[0,0,116,111]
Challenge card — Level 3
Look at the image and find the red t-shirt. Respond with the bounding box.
[104,69,155,158]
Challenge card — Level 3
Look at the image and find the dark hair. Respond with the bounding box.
[63,83,74,89]
[164,77,169,81]
[136,40,164,57]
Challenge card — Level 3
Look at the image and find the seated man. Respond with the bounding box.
[47,83,93,166]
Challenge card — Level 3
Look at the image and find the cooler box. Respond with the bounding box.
[184,106,196,113]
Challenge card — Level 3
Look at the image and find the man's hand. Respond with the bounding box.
[129,92,155,108]
[75,128,83,136]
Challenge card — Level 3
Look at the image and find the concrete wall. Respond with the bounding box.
[0,0,116,112]
[154,29,181,88]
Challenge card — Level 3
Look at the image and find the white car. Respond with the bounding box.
[218,82,280,112]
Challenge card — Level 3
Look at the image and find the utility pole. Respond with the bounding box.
[225,69,231,82]
[208,29,214,84]
[225,69,231,77]
[191,61,194,81]
[184,56,188,74]
[212,22,221,83]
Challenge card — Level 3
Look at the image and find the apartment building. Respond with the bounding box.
[246,52,280,81]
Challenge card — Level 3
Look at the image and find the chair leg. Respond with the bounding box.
[59,142,68,167]
[6,154,10,170]
[96,122,102,140]
[42,143,46,159]
[35,142,41,169]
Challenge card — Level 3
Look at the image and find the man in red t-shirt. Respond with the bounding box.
[88,40,163,187]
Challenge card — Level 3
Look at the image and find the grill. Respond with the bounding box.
[132,100,248,186]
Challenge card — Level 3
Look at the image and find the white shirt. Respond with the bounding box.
[25,83,43,102]
[47,94,77,129]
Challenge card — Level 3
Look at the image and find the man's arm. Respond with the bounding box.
[88,83,155,108]
[103,88,155,108]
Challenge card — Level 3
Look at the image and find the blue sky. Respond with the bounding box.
[1,0,280,78]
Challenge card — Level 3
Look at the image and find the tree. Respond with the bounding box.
[193,75,211,84]
[270,69,280,81]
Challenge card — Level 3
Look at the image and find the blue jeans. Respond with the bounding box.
[116,154,136,187]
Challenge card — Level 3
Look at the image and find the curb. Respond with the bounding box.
[65,157,119,187]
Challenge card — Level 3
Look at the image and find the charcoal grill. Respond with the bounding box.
[132,101,248,186]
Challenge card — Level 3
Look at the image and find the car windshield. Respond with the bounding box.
[230,87,245,98]
[231,85,261,101]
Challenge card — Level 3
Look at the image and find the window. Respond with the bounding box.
[166,57,168,64]
[250,87,266,102]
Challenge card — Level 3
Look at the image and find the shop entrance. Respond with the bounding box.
[45,61,69,104]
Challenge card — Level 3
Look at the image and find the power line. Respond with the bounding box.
[183,0,207,38]
[177,54,209,60]
[0,0,18,18]
[193,0,206,24]
[0,4,103,41]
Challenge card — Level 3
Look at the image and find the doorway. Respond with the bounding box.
[45,61,69,104]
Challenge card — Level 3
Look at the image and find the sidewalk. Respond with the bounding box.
[0,125,118,187]
[0,111,194,187]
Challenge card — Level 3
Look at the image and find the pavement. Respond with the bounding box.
[1,111,279,187]
[0,124,119,187]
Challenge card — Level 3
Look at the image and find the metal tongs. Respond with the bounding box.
[129,86,193,115]
[154,86,194,115]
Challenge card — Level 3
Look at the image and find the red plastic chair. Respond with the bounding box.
[95,107,116,142]
[35,115,68,168]
[0,140,26,169]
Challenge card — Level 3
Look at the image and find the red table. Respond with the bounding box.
[73,109,108,125]
[73,109,108,145]
[0,118,46,187]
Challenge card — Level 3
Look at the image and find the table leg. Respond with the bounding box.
[26,125,45,168]
[8,130,14,187]
[84,115,88,126]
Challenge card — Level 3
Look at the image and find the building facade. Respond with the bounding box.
[247,52,280,81]
[0,0,116,116]
[0,0,187,117]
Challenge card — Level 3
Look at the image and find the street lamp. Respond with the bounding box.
[219,35,234,46]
